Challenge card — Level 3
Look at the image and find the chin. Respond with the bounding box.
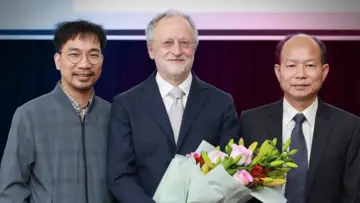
[76,86,93,92]
[170,71,185,76]
[167,69,186,76]
[72,82,94,91]
[290,93,314,101]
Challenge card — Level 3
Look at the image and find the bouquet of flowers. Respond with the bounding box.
[153,138,298,203]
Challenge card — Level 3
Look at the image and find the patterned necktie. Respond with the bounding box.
[285,113,308,203]
[168,87,185,144]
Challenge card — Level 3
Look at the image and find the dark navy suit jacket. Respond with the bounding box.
[107,72,239,203]
[239,99,360,203]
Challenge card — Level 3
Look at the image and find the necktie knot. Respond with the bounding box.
[293,113,306,124]
[169,87,185,99]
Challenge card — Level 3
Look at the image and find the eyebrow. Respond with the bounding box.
[68,47,80,51]
[163,37,191,41]
[285,59,316,63]
[67,47,101,52]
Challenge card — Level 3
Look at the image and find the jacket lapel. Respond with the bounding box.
[176,76,208,151]
[266,100,283,150]
[305,100,332,196]
[140,72,176,148]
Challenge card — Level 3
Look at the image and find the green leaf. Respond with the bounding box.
[236,166,248,171]
[221,157,234,169]
[226,168,238,175]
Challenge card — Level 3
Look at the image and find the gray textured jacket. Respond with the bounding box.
[0,83,113,203]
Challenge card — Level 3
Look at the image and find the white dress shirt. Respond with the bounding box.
[281,97,318,194]
[155,72,192,114]
[282,97,318,163]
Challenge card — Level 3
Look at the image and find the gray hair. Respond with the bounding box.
[145,9,199,46]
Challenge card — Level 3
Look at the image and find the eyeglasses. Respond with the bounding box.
[60,51,103,65]
[154,39,196,49]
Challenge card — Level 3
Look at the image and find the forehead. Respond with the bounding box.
[62,34,101,50]
[281,36,321,60]
[153,16,195,39]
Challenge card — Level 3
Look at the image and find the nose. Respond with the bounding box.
[295,65,307,79]
[77,55,91,68]
[171,41,182,56]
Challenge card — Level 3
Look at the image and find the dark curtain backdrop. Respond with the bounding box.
[1,40,360,157]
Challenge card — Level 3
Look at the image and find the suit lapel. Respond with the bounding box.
[140,72,176,148]
[305,100,332,196]
[176,76,208,151]
[266,100,283,150]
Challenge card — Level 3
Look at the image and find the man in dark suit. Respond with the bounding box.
[239,34,360,203]
[107,9,239,203]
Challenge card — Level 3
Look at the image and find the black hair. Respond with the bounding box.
[53,20,107,53]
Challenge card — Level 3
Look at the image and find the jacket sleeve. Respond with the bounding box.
[342,119,360,203]
[218,96,240,149]
[0,107,35,203]
[107,97,155,203]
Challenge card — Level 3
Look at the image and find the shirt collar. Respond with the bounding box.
[156,72,192,98]
[60,82,94,112]
[283,97,318,127]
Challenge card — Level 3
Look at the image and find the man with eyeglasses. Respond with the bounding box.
[0,20,113,203]
[107,9,239,203]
